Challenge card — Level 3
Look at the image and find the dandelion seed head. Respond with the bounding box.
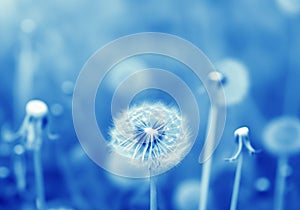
[109,102,190,170]
[26,100,48,119]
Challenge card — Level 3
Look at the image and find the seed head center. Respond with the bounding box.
[144,127,158,136]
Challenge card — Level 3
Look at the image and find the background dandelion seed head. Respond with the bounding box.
[109,102,191,170]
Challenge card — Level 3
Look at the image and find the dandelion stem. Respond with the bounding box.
[199,105,218,210]
[230,153,243,210]
[274,156,288,210]
[33,148,46,210]
[150,168,157,210]
[13,145,26,192]
[199,157,212,210]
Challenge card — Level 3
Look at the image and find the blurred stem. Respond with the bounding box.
[33,149,46,210]
[274,156,288,210]
[13,145,26,192]
[199,105,218,210]
[199,157,212,210]
[229,153,243,210]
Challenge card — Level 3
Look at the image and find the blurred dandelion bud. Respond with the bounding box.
[109,102,190,172]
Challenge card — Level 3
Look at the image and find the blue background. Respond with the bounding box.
[1,0,300,209]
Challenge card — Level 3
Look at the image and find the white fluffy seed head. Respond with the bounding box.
[234,126,249,137]
[109,102,191,171]
[26,100,48,119]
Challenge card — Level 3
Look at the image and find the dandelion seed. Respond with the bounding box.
[2,100,72,210]
[109,102,190,171]
[110,102,190,210]
[226,127,258,210]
